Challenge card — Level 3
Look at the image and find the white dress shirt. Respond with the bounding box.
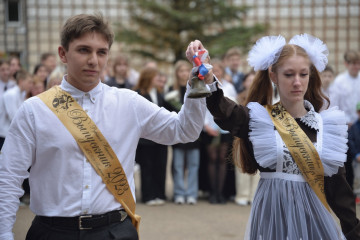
[0,85,26,138]
[0,79,16,97]
[329,71,360,124]
[0,76,206,240]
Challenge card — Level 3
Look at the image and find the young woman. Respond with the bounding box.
[166,60,201,205]
[134,67,176,206]
[188,34,360,239]
[203,59,237,204]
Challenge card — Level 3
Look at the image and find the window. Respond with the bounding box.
[6,0,21,23]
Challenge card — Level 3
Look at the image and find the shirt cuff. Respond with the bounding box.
[207,75,222,92]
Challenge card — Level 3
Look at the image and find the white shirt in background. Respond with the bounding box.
[0,85,26,138]
[329,71,360,124]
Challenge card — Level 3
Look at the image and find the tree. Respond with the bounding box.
[116,0,266,64]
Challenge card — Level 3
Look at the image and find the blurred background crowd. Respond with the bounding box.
[0,0,360,207]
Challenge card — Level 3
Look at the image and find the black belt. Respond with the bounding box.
[37,209,128,230]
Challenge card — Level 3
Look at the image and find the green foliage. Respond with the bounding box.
[116,0,266,63]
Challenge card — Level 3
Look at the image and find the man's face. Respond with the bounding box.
[10,58,21,76]
[58,32,109,92]
[19,76,34,93]
[0,63,10,82]
[345,61,360,78]
[43,55,57,73]
[228,55,241,72]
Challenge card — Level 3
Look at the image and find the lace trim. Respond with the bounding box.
[282,142,318,175]
[298,100,319,131]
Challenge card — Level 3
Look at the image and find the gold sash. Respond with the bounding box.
[266,102,330,211]
[38,86,141,232]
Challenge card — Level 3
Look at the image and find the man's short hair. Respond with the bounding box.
[60,13,114,51]
[224,47,242,59]
[344,50,360,63]
[323,65,334,74]
[41,53,56,62]
[15,69,30,83]
[0,58,10,67]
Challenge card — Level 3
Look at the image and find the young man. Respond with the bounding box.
[40,52,58,75]
[0,70,33,149]
[0,59,16,97]
[329,50,360,188]
[223,47,245,93]
[0,14,214,240]
[330,50,360,125]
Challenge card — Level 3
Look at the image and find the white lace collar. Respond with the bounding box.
[297,100,319,131]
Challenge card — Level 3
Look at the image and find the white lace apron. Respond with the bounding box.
[243,101,348,240]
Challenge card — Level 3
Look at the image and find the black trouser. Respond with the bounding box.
[0,137,5,150]
[136,144,168,202]
[26,216,138,240]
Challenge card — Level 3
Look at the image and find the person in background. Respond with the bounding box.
[234,71,261,206]
[33,64,49,88]
[156,71,169,95]
[105,55,134,89]
[349,102,360,204]
[9,55,21,80]
[329,50,360,188]
[224,47,245,93]
[0,70,33,149]
[320,65,335,98]
[166,60,200,205]
[196,34,360,239]
[27,76,45,98]
[203,59,237,204]
[40,52,57,76]
[46,68,63,90]
[0,59,16,97]
[134,67,176,206]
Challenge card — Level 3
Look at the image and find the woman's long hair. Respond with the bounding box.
[233,44,330,174]
[134,67,158,95]
[173,60,191,90]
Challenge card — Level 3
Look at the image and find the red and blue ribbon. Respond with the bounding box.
[192,50,209,80]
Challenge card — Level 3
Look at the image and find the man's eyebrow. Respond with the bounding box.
[75,45,108,51]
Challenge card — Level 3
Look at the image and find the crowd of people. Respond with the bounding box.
[0,12,360,240]
[1,34,360,209]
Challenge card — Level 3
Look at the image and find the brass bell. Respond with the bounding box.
[187,76,212,98]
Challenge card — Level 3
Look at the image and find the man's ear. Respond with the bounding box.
[58,46,67,64]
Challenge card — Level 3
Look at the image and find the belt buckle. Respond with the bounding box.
[79,215,92,230]
[120,211,127,222]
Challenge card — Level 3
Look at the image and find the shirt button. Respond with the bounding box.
[85,185,89,189]
[92,97,95,101]
[85,93,89,97]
